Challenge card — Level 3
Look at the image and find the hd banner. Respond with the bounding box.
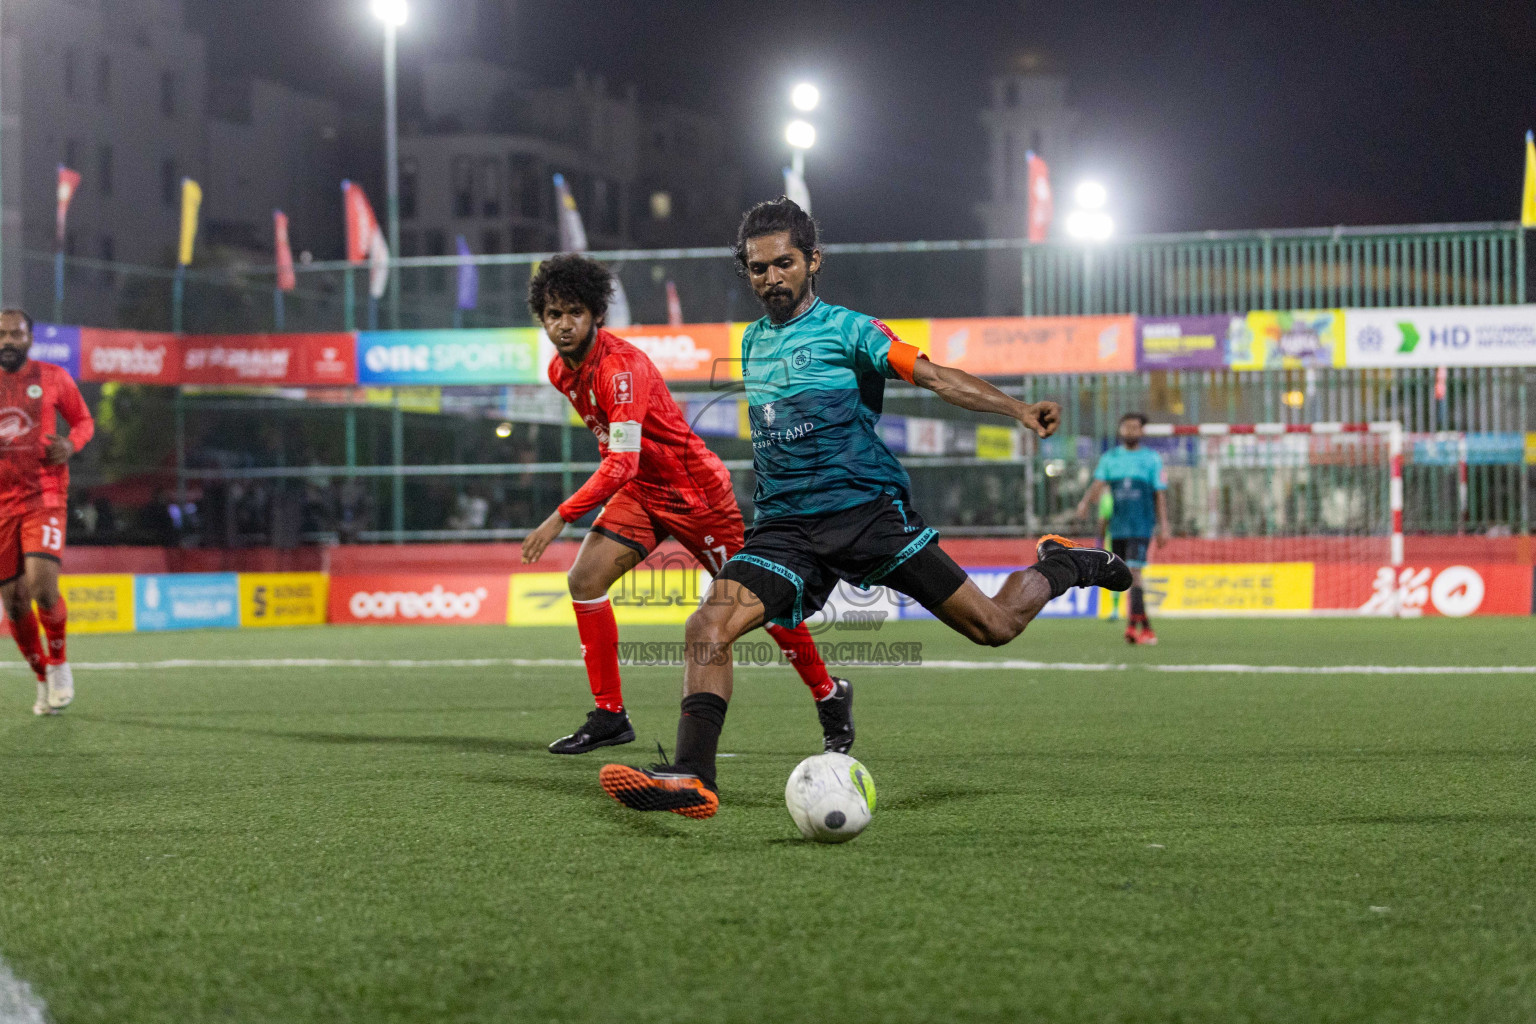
[1343,306,1536,368]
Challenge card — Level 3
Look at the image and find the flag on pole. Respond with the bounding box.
[455,234,479,311]
[274,211,297,292]
[342,180,390,300]
[1026,152,1052,243]
[1522,130,1536,228]
[665,280,683,326]
[552,173,631,326]
[178,178,203,266]
[56,166,82,246]
[783,164,811,213]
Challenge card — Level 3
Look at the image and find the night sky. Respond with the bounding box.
[190,0,1536,245]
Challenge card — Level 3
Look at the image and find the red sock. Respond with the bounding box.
[573,597,624,713]
[765,623,836,701]
[8,607,47,681]
[38,599,68,664]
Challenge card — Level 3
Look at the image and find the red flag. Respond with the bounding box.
[56,166,82,246]
[274,210,297,292]
[1026,152,1053,243]
[343,181,379,264]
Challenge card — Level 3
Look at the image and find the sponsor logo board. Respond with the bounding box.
[60,574,135,633]
[932,316,1137,376]
[607,324,731,382]
[181,334,356,386]
[356,329,542,385]
[32,324,82,378]
[79,329,180,384]
[1137,315,1234,371]
[509,568,705,626]
[239,572,329,627]
[135,573,241,631]
[329,574,508,625]
[1345,306,1536,368]
[1314,563,1532,617]
[1140,563,1315,615]
[1229,311,1345,370]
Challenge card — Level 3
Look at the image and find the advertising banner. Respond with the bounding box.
[329,574,509,625]
[79,329,180,384]
[1228,310,1345,370]
[608,324,732,382]
[240,572,329,627]
[508,568,705,626]
[356,329,543,385]
[1314,563,1533,617]
[931,316,1136,376]
[1141,562,1315,615]
[1343,305,1536,368]
[135,573,241,631]
[32,324,82,378]
[1137,315,1233,371]
[181,334,356,387]
[60,574,135,633]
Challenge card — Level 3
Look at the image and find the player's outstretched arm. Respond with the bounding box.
[909,357,1060,438]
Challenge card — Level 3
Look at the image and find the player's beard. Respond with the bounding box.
[760,281,808,324]
[0,347,27,373]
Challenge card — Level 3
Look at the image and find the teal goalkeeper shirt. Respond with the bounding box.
[740,298,922,521]
[1093,444,1167,539]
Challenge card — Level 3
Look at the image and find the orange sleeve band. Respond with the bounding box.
[887,340,925,384]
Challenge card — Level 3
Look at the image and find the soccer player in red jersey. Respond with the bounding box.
[0,309,94,715]
[520,255,851,755]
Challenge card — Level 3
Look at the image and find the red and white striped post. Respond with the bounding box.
[1142,421,1405,568]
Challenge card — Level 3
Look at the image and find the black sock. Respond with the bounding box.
[1030,554,1078,599]
[1129,585,1146,622]
[675,692,729,788]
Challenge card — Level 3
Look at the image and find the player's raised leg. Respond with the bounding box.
[599,577,768,819]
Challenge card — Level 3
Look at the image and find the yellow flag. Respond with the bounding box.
[1523,131,1536,228]
[178,178,203,266]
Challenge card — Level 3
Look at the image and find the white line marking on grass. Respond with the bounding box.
[0,957,47,1024]
[6,656,1530,676]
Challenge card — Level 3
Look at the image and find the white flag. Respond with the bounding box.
[783,164,811,213]
[367,226,390,300]
[553,172,630,327]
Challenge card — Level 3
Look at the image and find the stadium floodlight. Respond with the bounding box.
[786,120,817,150]
[495,422,514,438]
[790,83,821,112]
[1073,181,1108,210]
[1065,208,1114,241]
[370,0,408,26]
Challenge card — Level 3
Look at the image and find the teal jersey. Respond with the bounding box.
[1094,444,1166,539]
[741,299,914,520]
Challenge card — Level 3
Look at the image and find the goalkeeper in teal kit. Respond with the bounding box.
[600,198,1133,819]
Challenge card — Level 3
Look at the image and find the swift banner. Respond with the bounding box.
[1137,315,1234,371]
[181,334,356,386]
[356,329,543,385]
[930,316,1136,375]
[1344,306,1536,368]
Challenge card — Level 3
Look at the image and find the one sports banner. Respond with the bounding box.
[356,329,544,386]
[56,166,82,245]
[343,180,390,300]
[553,173,631,326]
[930,315,1136,375]
[1343,306,1536,368]
[274,211,297,292]
[1026,152,1052,242]
[178,178,203,266]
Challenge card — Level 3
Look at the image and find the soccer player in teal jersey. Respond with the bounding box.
[600,198,1133,819]
[1076,412,1170,644]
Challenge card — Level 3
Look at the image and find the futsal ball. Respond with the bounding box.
[785,752,876,843]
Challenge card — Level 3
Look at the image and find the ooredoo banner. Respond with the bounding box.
[181,334,356,386]
[1314,563,1533,617]
[328,574,509,625]
[930,316,1137,375]
[1344,306,1536,368]
[79,329,180,384]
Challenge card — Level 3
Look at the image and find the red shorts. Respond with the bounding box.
[0,507,67,584]
[592,486,744,576]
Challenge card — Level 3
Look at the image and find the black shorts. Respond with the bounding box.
[715,494,969,628]
[1111,536,1151,568]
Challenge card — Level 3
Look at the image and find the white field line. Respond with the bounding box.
[2,657,1532,676]
[0,957,47,1024]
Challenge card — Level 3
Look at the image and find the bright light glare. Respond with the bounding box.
[1074,181,1107,209]
[1065,209,1114,241]
[1282,390,1306,408]
[785,120,817,150]
[790,83,821,112]
[495,422,513,438]
[371,0,408,27]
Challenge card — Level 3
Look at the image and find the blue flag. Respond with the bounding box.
[456,235,478,311]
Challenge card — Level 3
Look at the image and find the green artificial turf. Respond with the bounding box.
[2,617,1535,1023]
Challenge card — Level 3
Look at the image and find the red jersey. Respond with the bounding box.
[549,329,732,522]
[0,360,95,515]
